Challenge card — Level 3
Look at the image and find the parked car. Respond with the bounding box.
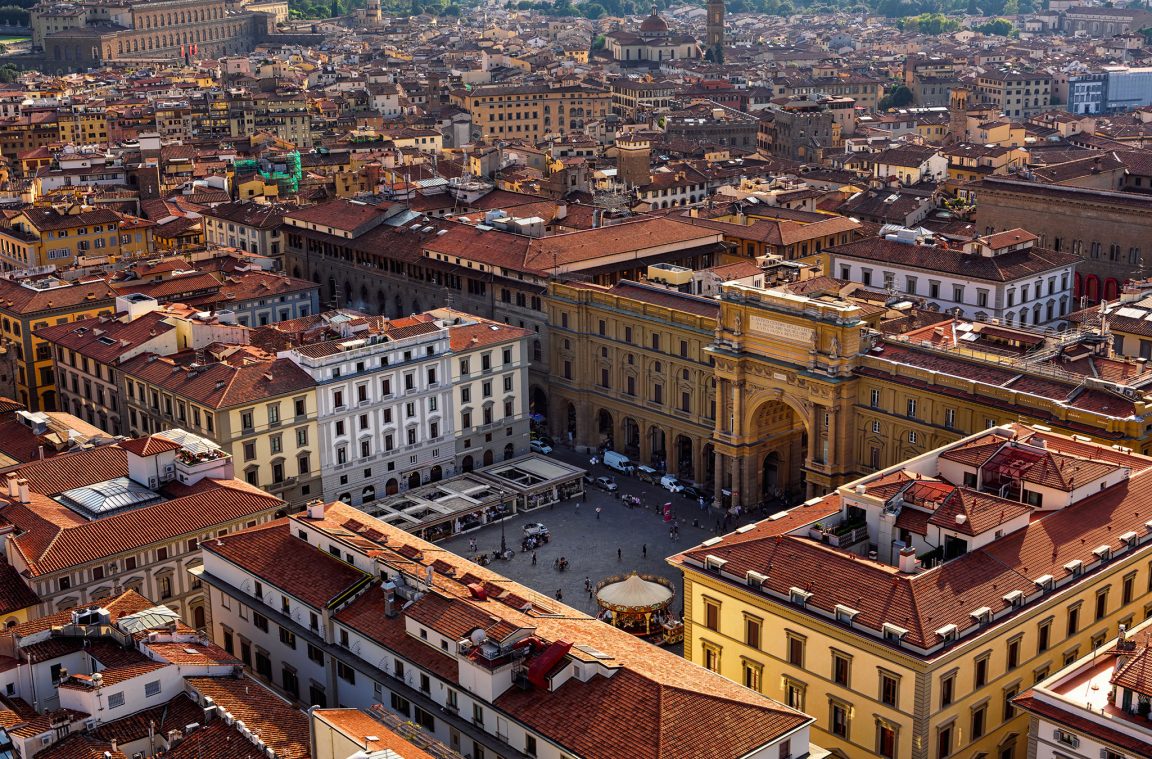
[534,434,555,448]
[636,465,659,484]
[523,522,550,537]
[530,439,553,455]
[594,476,618,492]
[680,485,713,504]
[660,474,685,493]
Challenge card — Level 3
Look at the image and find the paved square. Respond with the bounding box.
[438,448,759,650]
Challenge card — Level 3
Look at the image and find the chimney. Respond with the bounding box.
[898,545,918,573]
[5,472,16,498]
[426,565,434,587]
[306,499,326,520]
[17,479,29,504]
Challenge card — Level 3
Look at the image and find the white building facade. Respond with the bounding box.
[280,313,454,507]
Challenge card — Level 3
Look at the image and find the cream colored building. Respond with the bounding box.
[673,423,1152,759]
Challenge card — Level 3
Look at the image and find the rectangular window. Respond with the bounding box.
[1007,638,1020,670]
[940,672,955,707]
[1037,619,1051,653]
[830,701,849,738]
[907,398,917,417]
[832,652,851,686]
[975,654,989,687]
[337,661,356,683]
[1096,588,1109,620]
[108,691,125,708]
[1067,604,1080,636]
[937,724,952,759]
[880,672,898,707]
[704,600,719,631]
[144,680,161,697]
[787,634,805,667]
[744,616,760,648]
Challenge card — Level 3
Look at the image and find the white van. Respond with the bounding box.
[602,450,635,474]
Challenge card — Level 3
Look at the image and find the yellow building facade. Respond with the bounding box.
[548,279,719,483]
[673,426,1152,759]
[119,357,321,507]
[451,83,611,142]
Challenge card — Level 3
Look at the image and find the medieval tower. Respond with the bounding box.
[706,0,725,62]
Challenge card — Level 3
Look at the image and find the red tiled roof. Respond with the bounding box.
[7,478,282,576]
[183,677,310,759]
[201,520,370,609]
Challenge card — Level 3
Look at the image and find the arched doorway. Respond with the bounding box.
[461,456,474,473]
[483,449,494,466]
[407,472,420,489]
[429,465,443,482]
[362,485,375,502]
[675,435,693,480]
[597,410,614,449]
[385,478,399,495]
[504,443,515,460]
[623,418,640,456]
[529,386,547,421]
[745,400,808,505]
[648,426,666,469]
[762,452,780,494]
[192,605,206,629]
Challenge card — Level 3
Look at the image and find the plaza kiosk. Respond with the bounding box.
[594,572,683,645]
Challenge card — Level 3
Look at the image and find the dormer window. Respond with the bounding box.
[1034,574,1054,591]
[835,604,859,624]
[746,570,768,587]
[882,623,908,642]
[1003,590,1024,608]
[789,587,813,606]
[1063,559,1083,577]
[970,606,992,625]
[1120,531,1138,549]
[1092,545,1111,563]
[935,623,958,642]
[704,555,727,572]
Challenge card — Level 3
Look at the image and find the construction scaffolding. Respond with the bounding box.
[233,151,302,194]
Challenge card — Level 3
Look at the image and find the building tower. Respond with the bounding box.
[948,86,970,144]
[616,136,652,190]
[367,0,382,26]
[706,0,725,63]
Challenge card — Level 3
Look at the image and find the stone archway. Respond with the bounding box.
[746,399,807,502]
[529,385,547,420]
[648,426,666,469]
[675,435,693,480]
[622,418,640,456]
[483,449,494,466]
[385,477,399,495]
[407,472,420,489]
[597,409,614,449]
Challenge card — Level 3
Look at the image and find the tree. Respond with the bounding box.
[879,84,914,110]
[977,16,1015,34]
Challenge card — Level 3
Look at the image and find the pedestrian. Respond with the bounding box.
[595,506,602,520]
[698,496,705,511]
[642,544,647,558]
[532,551,537,566]
[617,547,622,561]
[556,589,563,601]
[582,490,588,503]
[588,587,593,600]
[669,527,674,540]
[584,576,591,592]
[576,501,581,513]
[554,557,560,570]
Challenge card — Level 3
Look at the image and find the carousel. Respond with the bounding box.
[594,572,683,645]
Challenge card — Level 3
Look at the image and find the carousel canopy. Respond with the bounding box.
[597,572,673,610]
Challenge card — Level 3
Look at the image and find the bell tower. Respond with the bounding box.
[706,0,725,62]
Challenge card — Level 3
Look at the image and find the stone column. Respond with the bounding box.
[713,449,725,505]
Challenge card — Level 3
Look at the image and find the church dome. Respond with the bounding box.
[639,11,669,33]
